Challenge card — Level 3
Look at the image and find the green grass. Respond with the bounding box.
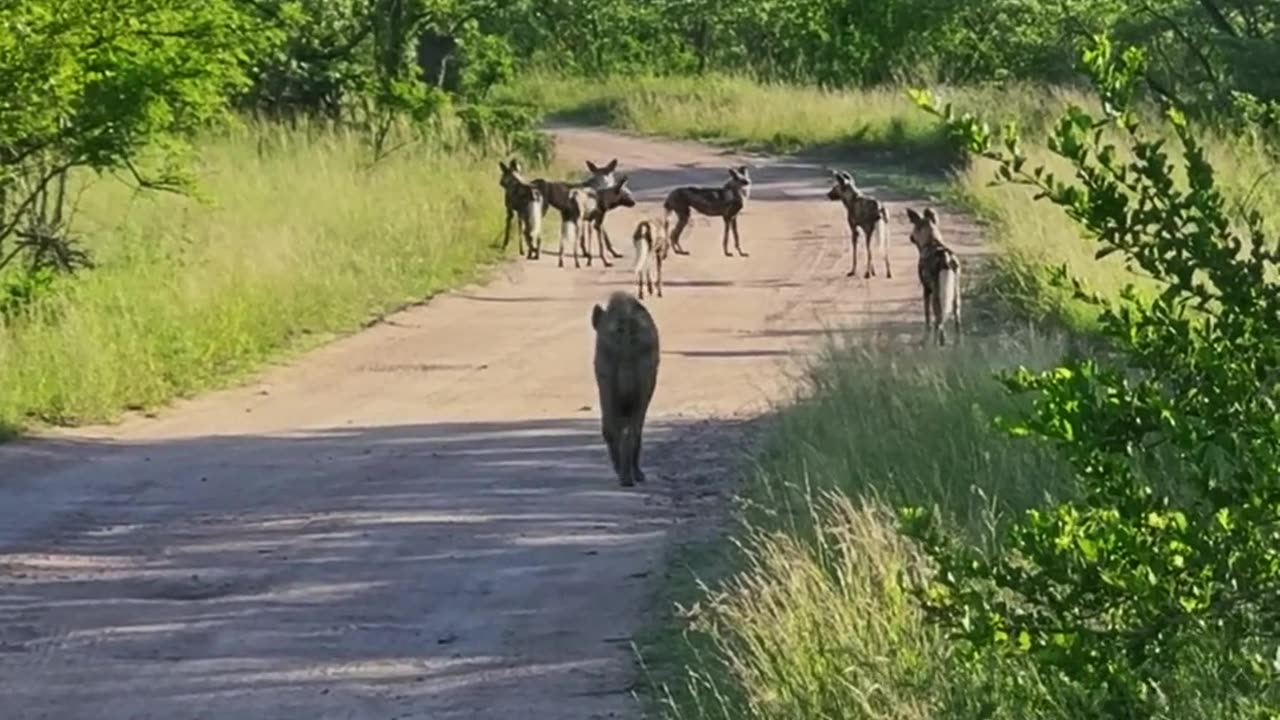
[638,331,1263,719]
[502,72,1280,717]
[0,120,542,432]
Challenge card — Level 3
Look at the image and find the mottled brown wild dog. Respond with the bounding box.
[580,175,638,268]
[530,158,622,260]
[498,159,544,259]
[827,169,891,279]
[663,165,752,257]
[583,159,627,260]
[632,218,671,300]
[591,291,660,487]
[906,207,962,346]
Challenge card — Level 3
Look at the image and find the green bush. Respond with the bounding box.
[902,35,1280,717]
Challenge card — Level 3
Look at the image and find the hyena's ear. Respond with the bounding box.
[591,304,604,330]
[906,208,924,226]
[923,208,939,224]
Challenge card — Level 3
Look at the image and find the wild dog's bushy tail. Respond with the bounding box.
[938,252,960,326]
[878,206,890,252]
[633,221,654,276]
[525,188,543,239]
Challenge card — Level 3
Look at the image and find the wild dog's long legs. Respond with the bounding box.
[730,216,748,257]
[847,227,861,277]
[864,226,876,279]
[668,212,692,255]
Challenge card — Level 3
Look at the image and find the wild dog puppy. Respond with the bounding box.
[632,218,671,300]
[906,207,963,346]
[531,158,621,259]
[663,165,752,257]
[591,291,660,487]
[581,175,637,268]
[558,187,594,269]
[497,159,544,259]
[827,169,891,279]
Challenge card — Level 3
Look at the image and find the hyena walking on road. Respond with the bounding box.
[662,166,753,258]
[906,207,962,346]
[591,291,660,488]
[827,169,891,279]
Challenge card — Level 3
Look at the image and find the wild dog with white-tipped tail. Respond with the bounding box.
[826,169,890,279]
[906,207,962,346]
[632,218,671,300]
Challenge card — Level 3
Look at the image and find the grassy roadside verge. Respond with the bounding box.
[499,73,1280,716]
[0,121,553,434]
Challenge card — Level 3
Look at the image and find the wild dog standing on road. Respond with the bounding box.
[663,165,753,257]
[558,187,594,269]
[827,169,891,279]
[632,218,671,300]
[581,175,638,268]
[906,207,962,346]
[583,159,627,260]
[531,158,622,260]
[498,159,544,259]
[591,291,660,487]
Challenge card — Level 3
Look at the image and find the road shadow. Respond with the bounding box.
[0,413,761,718]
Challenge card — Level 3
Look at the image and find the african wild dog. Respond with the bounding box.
[498,159,544,259]
[906,207,962,346]
[663,166,753,257]
[827,169,891,279]
[632,218,671,300]
[580,175,638,268]
[531,158,624,259]
[582,160,628,260]
[557,187,595,269]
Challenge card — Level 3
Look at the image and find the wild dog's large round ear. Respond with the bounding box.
[906,208,923,225]
[511,158,522,171]
[617,174,630,187]
[586,160,600,173]
[591,304,604,330]
[604,158,619,173]
[923,208,939,224]
[498,160,509,173]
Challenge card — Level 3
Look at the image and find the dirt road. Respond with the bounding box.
[0,127,983,719]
